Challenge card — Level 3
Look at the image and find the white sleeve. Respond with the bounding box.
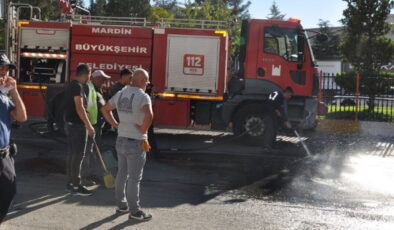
[140,93,152,109]
[109,91,121,108]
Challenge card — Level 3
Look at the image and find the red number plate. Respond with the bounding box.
[183,54,205,76]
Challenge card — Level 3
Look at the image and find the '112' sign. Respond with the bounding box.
[183,54,205,76]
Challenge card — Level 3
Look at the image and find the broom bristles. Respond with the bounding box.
[103,173,115,188]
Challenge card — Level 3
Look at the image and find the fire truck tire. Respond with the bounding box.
[233,104,276,147]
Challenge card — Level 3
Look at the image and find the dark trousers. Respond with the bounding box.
[81,124,103,180]
[65,123,88,186]
[0,156,16,224]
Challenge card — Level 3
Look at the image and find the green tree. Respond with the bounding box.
[13,0,59,20]
[89,0,107,16]
[312,20,341,60]
[153,0,178,10]
[178,0,240,57]
[267,1,285,20]
[339,0,394,72]
[152,0,179,17]
[336,0,394,112]
[227,0,250,19]
[179,0,233,21]
[148,6,174,22]
[195,0,250,19]
[105,0,151,17]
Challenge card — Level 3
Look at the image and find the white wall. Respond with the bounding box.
[316,60,342,75]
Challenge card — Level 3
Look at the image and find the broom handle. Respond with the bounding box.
[92,138,108,172]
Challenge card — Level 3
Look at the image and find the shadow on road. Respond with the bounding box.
[8,121,326,223]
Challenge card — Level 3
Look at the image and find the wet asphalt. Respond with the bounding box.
[3,120,394,229]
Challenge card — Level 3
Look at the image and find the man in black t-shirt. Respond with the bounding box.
[110,68,132,98]
[64,64,95,196]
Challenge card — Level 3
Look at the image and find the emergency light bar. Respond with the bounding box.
[288,18,301,23]
[21,52,68,59]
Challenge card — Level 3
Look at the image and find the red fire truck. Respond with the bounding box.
[6,3,320,146]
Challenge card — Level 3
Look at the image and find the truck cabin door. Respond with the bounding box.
[257,24,312,97]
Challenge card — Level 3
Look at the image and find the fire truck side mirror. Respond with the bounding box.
[316,34,328,42]
[70,0,78,8]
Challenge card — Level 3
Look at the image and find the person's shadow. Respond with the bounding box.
[80,213,145,230]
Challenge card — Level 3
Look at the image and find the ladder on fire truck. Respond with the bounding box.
[72,15,229,29]
[6,3,41,64]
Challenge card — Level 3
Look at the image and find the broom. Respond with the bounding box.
[92,138,115,188]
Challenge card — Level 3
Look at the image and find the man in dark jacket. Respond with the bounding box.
[268,86,294,130]
[266,86,294,147]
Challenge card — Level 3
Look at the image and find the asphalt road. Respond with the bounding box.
[2,121,394,230]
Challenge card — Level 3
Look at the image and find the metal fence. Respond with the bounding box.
[319,73,394,122]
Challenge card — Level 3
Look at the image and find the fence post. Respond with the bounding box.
[318,71,323,106]
[355,72,360,121]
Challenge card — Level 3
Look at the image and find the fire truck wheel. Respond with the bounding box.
[233,104,276,146]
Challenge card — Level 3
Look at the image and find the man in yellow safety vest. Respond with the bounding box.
[82,70,111,185]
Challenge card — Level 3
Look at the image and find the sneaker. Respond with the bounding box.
[65,183,74,193]
[72,185,93,196]
[116,206,129,214]
[81,179,97,186]
[129,210,152,221]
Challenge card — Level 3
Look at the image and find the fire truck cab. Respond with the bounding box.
[221,19,319,144]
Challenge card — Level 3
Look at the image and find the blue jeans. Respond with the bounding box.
[115,137,146,213]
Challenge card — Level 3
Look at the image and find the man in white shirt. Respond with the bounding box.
[101,68,153,221]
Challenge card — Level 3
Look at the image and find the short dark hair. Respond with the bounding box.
[76,64,90,76]
[284,86,294,94]
[120,68,132,77]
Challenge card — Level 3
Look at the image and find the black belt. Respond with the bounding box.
[66,122,84,126]
[0,146,10,158]
[127,138,137,141]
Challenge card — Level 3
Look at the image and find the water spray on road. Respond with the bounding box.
[294,130,312,157]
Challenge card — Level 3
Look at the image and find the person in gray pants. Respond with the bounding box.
[101,68,153,222]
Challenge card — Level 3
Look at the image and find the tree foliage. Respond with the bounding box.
[267,1,285,20]
[153,0,178,11]
[148,6,175,21]
[179,0,234,21]
[339,0,394,72]
[89,0,106,16]
[336,0,394,111]
[105,0,151,17]
[178,0,240,57]
[13,0,59,20]
[312,20,341,60]
[195,0,250,19]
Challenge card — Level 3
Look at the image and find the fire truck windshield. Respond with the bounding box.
[264,27,300,62]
